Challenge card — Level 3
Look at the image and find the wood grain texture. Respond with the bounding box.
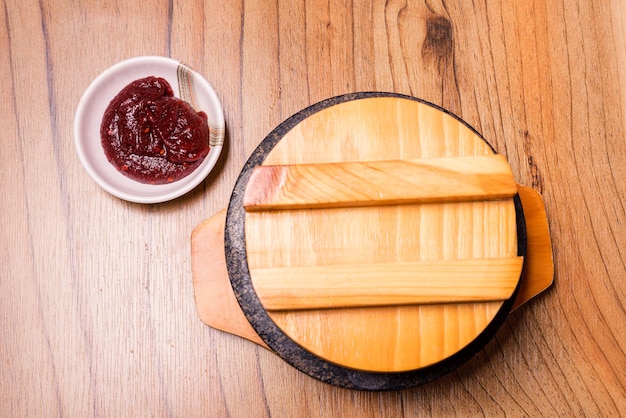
[190,183,550,376]
[252,257,524,310]
[512,185,554,311]
[191,210,268,349]
[243,155,517,210]
[1,0,625,416]
[242,96,520,372]
[241,96,520,372]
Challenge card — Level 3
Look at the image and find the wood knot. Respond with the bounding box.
[422,16,453,69]
[426,16,452,43]
[523,130,544,193]
[527,155,544,193]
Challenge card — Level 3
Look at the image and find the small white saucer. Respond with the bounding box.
[74,56,225,204]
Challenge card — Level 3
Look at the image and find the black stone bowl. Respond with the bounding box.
[224,92,527,391]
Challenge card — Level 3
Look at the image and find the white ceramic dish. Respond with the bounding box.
[74,56,225,203]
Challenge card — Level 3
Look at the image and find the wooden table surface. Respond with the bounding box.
[2,1,625,416]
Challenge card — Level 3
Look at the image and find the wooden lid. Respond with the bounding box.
[225,93,526,390]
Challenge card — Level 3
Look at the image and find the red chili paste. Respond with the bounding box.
[100,76,210,184]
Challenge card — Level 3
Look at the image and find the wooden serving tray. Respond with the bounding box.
[192,94,553,389]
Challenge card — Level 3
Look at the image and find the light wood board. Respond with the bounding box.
[243,97,521,372]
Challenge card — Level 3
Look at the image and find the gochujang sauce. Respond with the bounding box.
[100,76,210,184]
